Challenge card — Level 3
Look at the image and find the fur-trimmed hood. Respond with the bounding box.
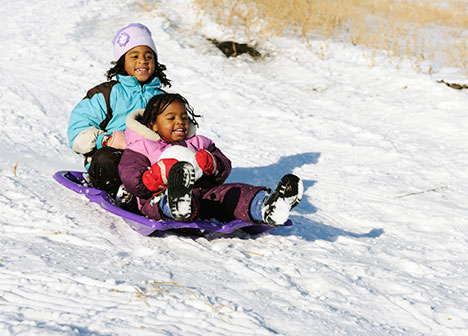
[125,108,197,142]
[124,109,212,166]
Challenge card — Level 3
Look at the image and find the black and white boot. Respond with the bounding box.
[115,184,134,207]
[115,184,140,213]
[262,174,304,226]
[167,161,196,221]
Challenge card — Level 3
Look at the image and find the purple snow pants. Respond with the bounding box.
[140,183,267,223]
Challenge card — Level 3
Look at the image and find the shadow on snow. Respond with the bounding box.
[227,151,384,242]
[272,217,384,242]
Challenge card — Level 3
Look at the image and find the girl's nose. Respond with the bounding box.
[138,56,148,64]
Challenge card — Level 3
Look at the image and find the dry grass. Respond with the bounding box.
[13,158,18,177]
[194,0,468,75]
[136,0,159,13]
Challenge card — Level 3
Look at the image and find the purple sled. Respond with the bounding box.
[53,171,291,236]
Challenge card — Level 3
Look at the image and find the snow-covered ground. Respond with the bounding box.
[1,0,468,334]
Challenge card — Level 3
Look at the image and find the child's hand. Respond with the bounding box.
[142,158,178,191]
[104,131,126,149]
[196,149,217,176]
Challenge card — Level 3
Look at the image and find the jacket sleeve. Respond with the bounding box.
[67,84,114,154]
[118,148,154,199]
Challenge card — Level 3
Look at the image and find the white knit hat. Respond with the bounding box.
[112,23,157,61]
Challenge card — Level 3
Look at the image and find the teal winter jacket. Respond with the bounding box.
[67,74,163,155]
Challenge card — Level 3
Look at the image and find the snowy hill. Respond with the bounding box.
[1,0,468,335]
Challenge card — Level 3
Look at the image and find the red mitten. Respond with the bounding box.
[142,158,178,191]
[196,149,217,176]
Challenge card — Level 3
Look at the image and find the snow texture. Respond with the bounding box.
[1,0,468,335]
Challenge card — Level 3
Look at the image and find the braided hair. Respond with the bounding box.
[105,54,171,87]
[140,93,200,129]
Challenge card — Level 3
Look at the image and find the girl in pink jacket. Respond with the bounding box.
[118,93,303,226]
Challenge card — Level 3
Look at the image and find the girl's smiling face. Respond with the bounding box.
[124,45,155,83]
[150,101,190,142]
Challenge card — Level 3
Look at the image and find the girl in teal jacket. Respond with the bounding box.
[67,23,170,206]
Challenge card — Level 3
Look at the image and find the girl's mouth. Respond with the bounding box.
[173,128,186,135]
[135,67,149,74]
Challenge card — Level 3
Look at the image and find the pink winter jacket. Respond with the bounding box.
[118,109,232,209]
[119,109,267,223]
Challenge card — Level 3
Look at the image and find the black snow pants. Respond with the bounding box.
[87,147,123,198]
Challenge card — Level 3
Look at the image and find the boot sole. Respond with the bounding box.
[167,161,196,221]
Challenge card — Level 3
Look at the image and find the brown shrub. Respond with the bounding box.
[194,0,468,75]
